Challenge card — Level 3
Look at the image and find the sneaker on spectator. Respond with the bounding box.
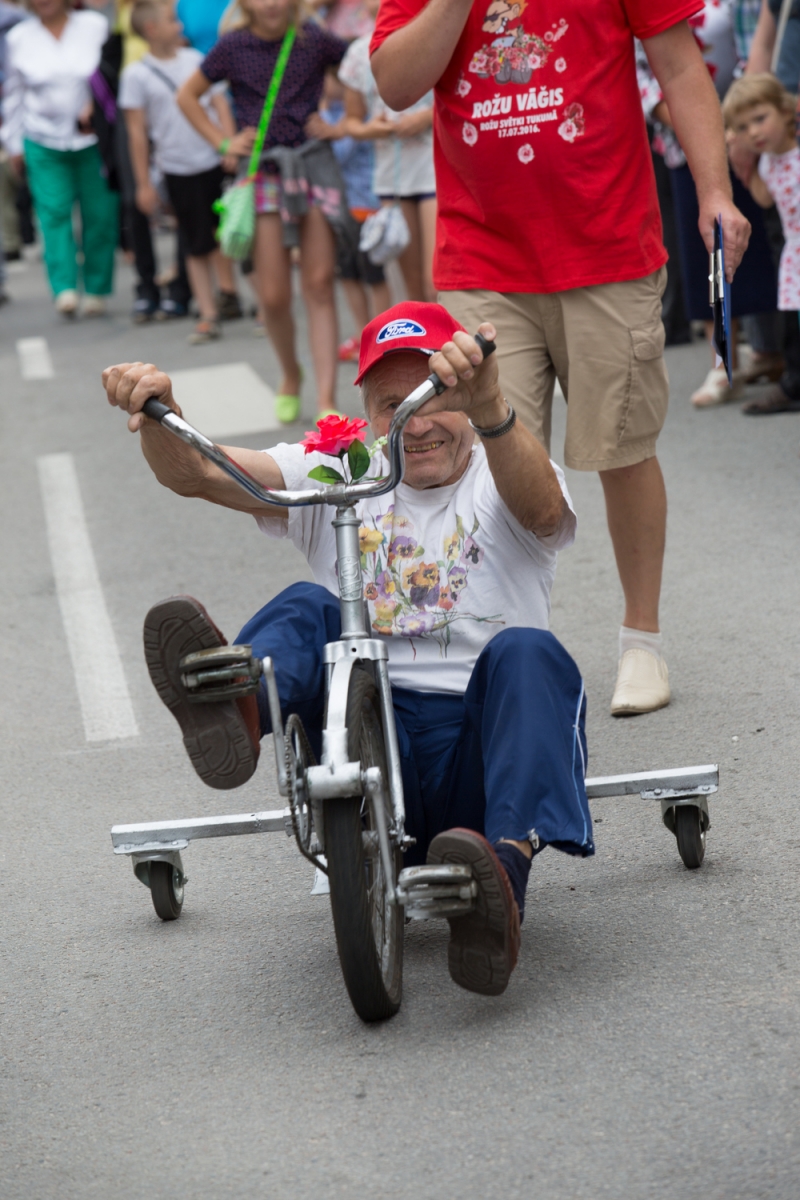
[156,298,190,320]
[338,336,359,362]
[691,365,744,407]
[132,296,160,324]
[55,289,79,316]
[81,295,106,317]
[611,648,670,715]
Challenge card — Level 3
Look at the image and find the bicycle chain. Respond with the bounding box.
[284,713,328,875]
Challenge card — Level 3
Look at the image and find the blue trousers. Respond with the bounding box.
[237,583,593,867]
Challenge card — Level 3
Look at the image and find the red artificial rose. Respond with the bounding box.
[300,414,369,457]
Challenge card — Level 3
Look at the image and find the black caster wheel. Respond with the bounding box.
[149,861,184,920]
[675,805,706,869]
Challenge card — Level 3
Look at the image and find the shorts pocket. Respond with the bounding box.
[618,322,669,446]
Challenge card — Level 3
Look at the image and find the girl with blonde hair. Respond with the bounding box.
[178,0,348,421]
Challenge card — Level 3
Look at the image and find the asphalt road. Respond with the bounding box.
[1,248,799,1200]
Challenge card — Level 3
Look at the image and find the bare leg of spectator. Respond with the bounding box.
[418,196,437,303]
[599,456,667,634]
[252,212,301,398]
[368,279,392,317]
[299,206,338,414]
[396,199,424,301]
[185,254,220,344]
[341,277,370,332]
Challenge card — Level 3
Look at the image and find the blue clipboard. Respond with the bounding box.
[710,216,732,383]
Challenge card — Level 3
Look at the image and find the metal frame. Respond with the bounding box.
[117,348,720,924]
[112,764,718,903]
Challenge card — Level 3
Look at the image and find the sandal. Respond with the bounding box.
[187,319,222,345]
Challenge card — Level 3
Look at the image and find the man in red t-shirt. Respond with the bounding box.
[371,0,751,715]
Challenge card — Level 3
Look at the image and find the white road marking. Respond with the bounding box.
[169,361,280,439]
[37,453,139,742]
[17,336,54,381]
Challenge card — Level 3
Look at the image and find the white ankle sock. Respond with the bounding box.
[619,626,663,662]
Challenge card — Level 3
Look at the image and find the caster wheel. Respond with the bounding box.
[675,805,706,869]
[149,861,184,920]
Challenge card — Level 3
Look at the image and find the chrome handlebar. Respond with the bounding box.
[141,331,495,508]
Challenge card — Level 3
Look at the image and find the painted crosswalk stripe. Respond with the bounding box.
[38,453,139,742]
[168,361,280,439]
[17,337,55,381]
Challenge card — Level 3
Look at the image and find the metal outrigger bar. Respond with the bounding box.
[111,762,719,907]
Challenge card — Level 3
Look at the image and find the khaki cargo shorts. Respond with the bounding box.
[441,267,669,471]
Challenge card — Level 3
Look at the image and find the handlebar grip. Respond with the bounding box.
[428,327,497,395]
[474,331,496,360]
[142,398,174,423]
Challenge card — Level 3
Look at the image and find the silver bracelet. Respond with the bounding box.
[469,401,516,439]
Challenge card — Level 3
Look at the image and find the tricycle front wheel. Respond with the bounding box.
[325,667,403,1022]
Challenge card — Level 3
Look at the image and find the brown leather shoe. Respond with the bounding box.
[742,384,800,415]
[742,352,784,385]
[143,597,260,789]
[427,828,521,996]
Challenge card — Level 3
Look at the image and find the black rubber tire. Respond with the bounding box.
[675,805,706,869]
[149,861,184,920]
[325,667,403,1022]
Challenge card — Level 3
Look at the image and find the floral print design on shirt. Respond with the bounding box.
[469,27,552,85]
[359,505,503,654]
[558,102,585,142]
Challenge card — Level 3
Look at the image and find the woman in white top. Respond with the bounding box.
[2,0,118,315]
[338,0,436,303]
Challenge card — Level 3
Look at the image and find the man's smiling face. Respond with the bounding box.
[364,352,475,490]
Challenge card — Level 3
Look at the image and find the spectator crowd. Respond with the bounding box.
[1,0,800,718]
[0,0,437,420]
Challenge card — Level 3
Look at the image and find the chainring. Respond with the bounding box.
[284,713,327,874]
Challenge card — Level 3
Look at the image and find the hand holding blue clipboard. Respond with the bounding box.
[709,216,732,383]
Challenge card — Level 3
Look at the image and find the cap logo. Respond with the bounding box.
[376,319,427,343]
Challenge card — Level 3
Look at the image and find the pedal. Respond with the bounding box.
[179,645,262,702]
[395,864,477,921]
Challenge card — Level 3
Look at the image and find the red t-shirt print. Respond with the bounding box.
[372,0,701,294]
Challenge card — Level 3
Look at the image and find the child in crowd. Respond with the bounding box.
[119,0,237,344]
[338,0,436,303]
[307,0,372,40]
[178,0,349,422]
[307,69,391,362]
[724,74,800,413]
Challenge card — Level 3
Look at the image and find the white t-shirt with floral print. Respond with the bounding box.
[255,442,576,695]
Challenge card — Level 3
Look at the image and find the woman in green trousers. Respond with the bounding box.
[2,0,118,315]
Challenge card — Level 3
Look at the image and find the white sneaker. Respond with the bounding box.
[611,649,670,716]
[691,365,744,408]
[81,294,106,317]
[55,289,79,316]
